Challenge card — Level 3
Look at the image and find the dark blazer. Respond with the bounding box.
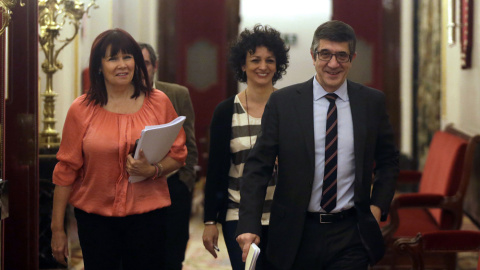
[203,96,235,223]
[236,78,399,269]
[155,81,198,192]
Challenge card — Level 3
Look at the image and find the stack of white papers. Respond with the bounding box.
[245,243,260,270]
[129,116,186,183]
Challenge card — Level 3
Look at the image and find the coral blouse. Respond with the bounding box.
[53,90,187,217]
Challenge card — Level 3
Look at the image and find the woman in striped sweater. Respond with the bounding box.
[203,24,289,270]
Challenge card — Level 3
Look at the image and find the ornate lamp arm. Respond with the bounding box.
[38,0,98,148]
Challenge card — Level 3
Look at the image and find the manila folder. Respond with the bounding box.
[128,116,186,183]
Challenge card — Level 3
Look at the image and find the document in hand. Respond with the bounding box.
[245,243,260,270]
[128,116,186,183]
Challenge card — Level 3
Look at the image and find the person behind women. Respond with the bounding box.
[202,24,289,270]
[50,28,187,270]
[139,42,198,270]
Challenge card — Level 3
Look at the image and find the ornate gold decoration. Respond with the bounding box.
[0,0,25,36]
[38,0,98,148]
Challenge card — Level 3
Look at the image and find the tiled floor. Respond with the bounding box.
[183,212,231,270]
[183,178,232,269]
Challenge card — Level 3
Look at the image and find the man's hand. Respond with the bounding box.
[236,233,260,262]
[202,224,220,258]
[370,205,381,224]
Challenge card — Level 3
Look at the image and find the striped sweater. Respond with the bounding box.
[225,95,276,225]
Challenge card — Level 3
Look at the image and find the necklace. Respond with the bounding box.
[245,89,253,149]
[244,88,274,149]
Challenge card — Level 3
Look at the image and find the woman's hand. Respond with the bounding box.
[51,185,72,266]
[202,224,220,258]
[126,149,155,178]
[51,229,68,266]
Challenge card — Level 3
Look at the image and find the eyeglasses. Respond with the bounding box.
[315,50,351,63]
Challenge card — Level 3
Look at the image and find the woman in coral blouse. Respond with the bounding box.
[50,28,187,270]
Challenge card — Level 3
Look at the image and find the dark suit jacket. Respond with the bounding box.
[155,81,198,192]
[236,78,399,269]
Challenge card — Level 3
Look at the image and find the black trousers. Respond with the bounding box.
[290,214,369,270]
[74,207,166,270]
[163,173,192,270]
[222,220,245,270]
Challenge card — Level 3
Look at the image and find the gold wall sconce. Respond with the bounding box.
[38,0,98,148]
[0,0,25,36]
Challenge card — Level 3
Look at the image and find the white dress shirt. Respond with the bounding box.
[308,76,355,213]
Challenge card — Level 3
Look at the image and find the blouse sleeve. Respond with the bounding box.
[52,97,92,186]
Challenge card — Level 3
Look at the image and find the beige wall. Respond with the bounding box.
[443,0,480,136]
[400,0,414,157]
[399,0,480,158]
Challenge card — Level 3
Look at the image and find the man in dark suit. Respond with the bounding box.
[139,43,198,270]
[236,20,399,270]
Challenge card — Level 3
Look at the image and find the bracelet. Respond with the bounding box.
[152,164,159,180]
[204,221,216,225]
[157,163,164,178]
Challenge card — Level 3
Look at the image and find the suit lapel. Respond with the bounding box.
[347,81,367,183]
[293,78,315,170]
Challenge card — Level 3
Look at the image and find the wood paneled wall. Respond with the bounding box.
[3,1,39,269]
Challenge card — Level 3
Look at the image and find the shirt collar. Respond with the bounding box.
[312,75,348,101]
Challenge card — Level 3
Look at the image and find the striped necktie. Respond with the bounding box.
[320,93,338,213]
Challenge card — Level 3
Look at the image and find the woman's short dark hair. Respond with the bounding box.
[85,28,151,106]
[229,24,289,85]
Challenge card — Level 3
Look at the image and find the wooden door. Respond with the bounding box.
[3,1,39,269]
[0,10,6,270]
[157,0,239,175]
[333,0,401,148]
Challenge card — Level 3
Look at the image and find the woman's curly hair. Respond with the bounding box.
[229,24,289,85]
